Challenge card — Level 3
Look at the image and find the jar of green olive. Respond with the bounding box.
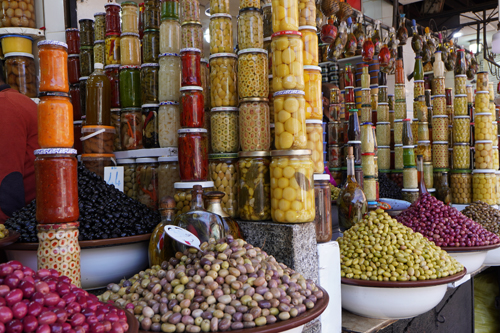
[210,107,240,153]
[450,170,472,204]
[117,158,137,199]
[238,151,271,221]
[174,181,214,215]
[209,153,239,218]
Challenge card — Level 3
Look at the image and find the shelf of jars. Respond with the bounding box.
[0,27,45,39]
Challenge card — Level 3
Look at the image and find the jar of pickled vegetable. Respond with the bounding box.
[158,156,181,202]
[238,8,264,50]
[210,107,240,153]
[143,29,160,63]
[180,48,201,86]
[67,54,81,85]
[298,26,318,66]
[433,141,449,168]
[66,28,80,54]
[122,1,139,33]
[159,101,180,147]
[158,53,181,102]
[303,65,322,120]
[239,98,270,151]
[80,46,93,77]
[452,116,470,143]
[160,19,181,53]
[209,14,233,54]
[378,146,390,170]
[79,19,94,46]
[201,58,210,106]
[38,40,69,93]
[79,77,88,117]
[415,140,431,162]
[208,153,239,217]
[4,52,36,97]
[105,3,121,34]
[475,112,493,141]
[180,0,200,22]
[209,53,238,107]
[403,166,417,188]
[119,65,142,108]
[263,4,272,38]
[104,65,120,108]
[178,128,209,181]
[402,188,419,203]
[140,63,159,104]
[473,169,497,205]
[273,90,307,149]
[327,121,341,145]
[180,86,204,127]
[81,125,115,154]
[432,95,446,116]
[305,120,324,173]
[116,159,136,199]
[110,108,121,151]
[450,170,471,204]
[452,143,470,169]
[271,0,298,32]
[375,122,390,146]
[34,148,79,223]
[328,145,341,168]
[271,31,304,91]
[94,12,106,40]
[454,75,466,95]
[181,21,203,53]
[494,146,499,170]
[93,40,105,65]
[161,0,179,20]
[69,84,81,121]
[475,140,494,169]
[312,174,331,243]
[270,149,315,223]
[136,158,159,209]
[121,107,144,150]
[394,101,406,120]
[174,181,214,215]
[238,48,269,99]
[394,145,403,170]
[432,115,449,141]
[38,93,74,148]
[144,0,160,30]
[120,33,141,65]
[142,104,160,148]
[453,94,467,116]
[475,91,490,113]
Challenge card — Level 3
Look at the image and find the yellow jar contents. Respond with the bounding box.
[274,91,307,149]
[452,116,470,143]
[377,103,389,122]
[450,172,472,204]
[453,96,467,116]
[271,32,305,91]
[403,167,417,188]
[304,66,322,119]
[363,178,377,202]
[394,102,406,119]
[209,55,238,107]
[432,116,449,141]
[453,144,470,169]
[209,156,238,218]
[361,155,375,176]
[475,141,494,169]
[417,142,431,162]
[238,50,269,99]
[433,143,449,169]
[378,148,390,170]
[455,76,466,95]
[475,92,490,113]
[432,96,446,115]
[376,123,390,146]
[473,171,496,205]
[238,154,271,221]
[305,121,324,173]
[394,121,403,144]
[300,27,318,66]
[395,145,403,169]
[475,113,493,141]
[209,14,233,54]
[271,0,299,32]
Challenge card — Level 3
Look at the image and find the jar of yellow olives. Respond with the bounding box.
[475,91,490,113]
[450,170,472,204]
[209,14,233,54]
[394,144,403,169]
[273,90,307,149]
[304,65,322,120]
[472,169,497,205]
[210,107,240,153]
[452,143,470,169]
[432,115,449,141]
[452,115,470,143]
[305,120,324,173]
[477,71,489,91]
[299,26,318,66]
[209,53,238,107]
[270,149,315,223]
[453,94,467,116]
[394,101,406,119]
[209,153,239,218]
[493,146,499,170]
[475,113,493,141]
[393,119,403,144]
[174,181,215,215]
[432,95,446,116]
[238,151,271,221]
[378,146,390,170]
[238,8,264,50]
[271,31,304,92]
[432,141,449,169]
[418,122,429,141]
[238,48,269,99]
[493,122,498,146]
[423,162,433,188]
[271,0,299,33]
[475,140,494,169]
[455,75,467,95]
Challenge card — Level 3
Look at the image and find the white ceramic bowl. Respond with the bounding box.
[484,246,500,266]
[380,198,411,217]
[442,244,500,274]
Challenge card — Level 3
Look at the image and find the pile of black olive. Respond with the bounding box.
[5,166,160,243]
[378,172,403,200]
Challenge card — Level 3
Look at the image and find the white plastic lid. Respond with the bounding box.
[377,122,390,125]
[306,120,322,124]
[432,115,449,118]
[433,141,449,144]
[304,65,321,71]
[174,181,214,189]
[136,158,158,163]
[298,26,317,32]
[211,107,238,112]
[455,94,467,97]
[476,140,493,143]
[313,174,330,181]
[401,188,419,192]
[158,156,179,162]
[180,86,203,91]
[5,52,34,59]
[117,158,136,164]
[94,63,104,69]
[472,169,496,174]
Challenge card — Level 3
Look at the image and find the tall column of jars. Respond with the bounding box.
[393,55,406,189]
[328,87,343,185]
[378,93,393,178]
[36,41,81,287]
[489,82,500,172]
[401,119,418,202]
[66,28,83,155]
[343,64,361,186]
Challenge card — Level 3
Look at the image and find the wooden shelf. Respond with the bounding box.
[0,28,44,40]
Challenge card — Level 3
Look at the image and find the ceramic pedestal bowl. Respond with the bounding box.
[442,243,500,274]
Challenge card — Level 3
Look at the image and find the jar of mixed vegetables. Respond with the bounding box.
[178,128,209,181]
[136,158,159,210]
[117,158,137,199]
[140,63,159,104]
[209,153,239,218]
[121,107,144,150]
[239,98,271,151]
[209,53,238,107]
[159,101,180,147]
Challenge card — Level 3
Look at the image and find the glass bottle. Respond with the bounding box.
[332,21,347,60]
[362,25,374,62]
[86,63,111,126]
[433,51,445,77]
[337,146,367,231]
[435,171,451,205]
[173,185,225,252]
[422,27,433,63]
[378,31,390,68]
[411,19,423,55]
[348,109,360,141]
[372,20,381,55]
[402,118,414,146]
[344,17,357,58]
[446,39,456,72]
[320,17,338,44]
[454,48,467,75]
[149,196,176,266]
[396,14,408,45]
[395,57,404,85]
[353,13,365,52]
[344,64,354,87]
[205,191,244,240]
[414,55,424,81]
[417,155,428,196]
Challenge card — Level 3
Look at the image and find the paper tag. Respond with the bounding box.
[104,166,124,192]
[164,225,202,251]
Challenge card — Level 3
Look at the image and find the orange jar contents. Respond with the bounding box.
[34,148,79,223]
[81,125,115,154]
[38,40,69,92]
[38,93,74,148]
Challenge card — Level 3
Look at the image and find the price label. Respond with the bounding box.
[164,226,202,251]
[104,166,124,192]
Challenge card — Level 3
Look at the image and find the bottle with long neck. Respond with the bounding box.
[372,20,381,55]
[348,109,361,141]
[397,13,408,45]
[378,31,390,69]
[362,25,374,62]
[411,20,423,55]
[414,55,424,81]
[454,48,467,75]
[345,17,357,57]
[149,196,176,266]
[204,191,243,239]
[86,63,111,126]
[354,13,365,52]
[417,155,428,196]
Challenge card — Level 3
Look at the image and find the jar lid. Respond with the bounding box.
[120,65,141,69]
[270,149,312,156]
[136,157,158,163]
[432,115,448,118]
[239,151,270,157]
[104,2,121,7]
[298,25,317,32]
[361,88,371,91]
[378,102,388,106]
[201,58,209,64]
[79,76,89,81]
[160,101,179,106]
[80,46,93,50]
[68,54,80,58]
[65,28,79,32]
[361,122,373,126]
[79,18,94,22]
[402,145,414,149]
[180,48,202,53]
[304,65,321,71]
[432,95,445,98]
[262,3,272,8]
[111,108,121,112]
[158,156,179,162]
[209,153,239,159]
[264,37,271,42]
[403,166,417,169]
[211,107,238,112]
[209,53,238,60]
[238,7,263,14]
[378,146,390,149]
[142,104,160,108]
[5,52,34,59]
[74,120,83,125]
[347,140,361,144]
[268,74,273,79]
[313,174,330,181]
[104,65,121,70]
[453,143,470,146]
[450,169,472,174]
[453,115,470,119]
[394,119,403,123]
[121,1,138,6]
[141,63,160,67]
[401,188,419,192]
[180,86,203,91]
[455,94,467,98]
[178,128,207,133]
[472,169,496,174]
[475,112,492,116]
[144,29,159,33]
[159,52,180,57]
[35,148,77,155]
[476,91,489,94]
[238,48,268,55]
[413,80,424,83]
[122,107,142,111]
[418,140,431,144]
[475,140,493,143]
[38,92,70,98]
[94,12,106,16]
[271,31,302,38]
[117,158,136,164]
[120,32,140,38]
[433,141,449,144]
[306,119,322,124]
[376,122,390,125]
[394,144,403,147]
[210,13,232,19]
[273,90,305,97]
[174,181,215,189]
[94,40,105,44]
[37,40,68,49]
[240,97,269,103]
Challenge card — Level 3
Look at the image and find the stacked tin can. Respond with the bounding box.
[327,87,344,185]
[35,40,81,287]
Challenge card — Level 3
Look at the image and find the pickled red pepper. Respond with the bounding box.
[178,129,208,181]
[180,48,201,86]
[180,86,204,128]
[123,112,143,149]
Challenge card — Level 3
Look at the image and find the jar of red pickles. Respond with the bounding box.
[67,54,80,84]
[180,86,204,128]
[65,28,80,54]
[34,148,79,223]
[180,48,201,86]
[178,128,209,181]
[104,65,120,108]
[105,3,121,34]
[38,40,69,93]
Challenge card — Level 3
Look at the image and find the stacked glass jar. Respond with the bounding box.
[327,87,343,185]
[401,118,418,203]
[392,54,406,188]
[77,19,94,128]
[66,28,83,155]
[36,40,81,287]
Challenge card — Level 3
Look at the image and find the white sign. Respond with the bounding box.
[104,166,124,192]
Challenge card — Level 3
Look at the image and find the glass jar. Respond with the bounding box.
[37,223,81,287]
[143,29,160,63]
[298,0,316,26]
[394,101,406,120]
[94,12,106,40]
[473,169,497,205]
[140,63,159,104]
[161,0,179,20]
[313,174,331,243]
[93,40,105,65]
[270,150,315,223]
[377,103,389,122]
[111,109,121,151]
[417,140,431,162]
[201,58,210,105]
[239,98,270,151]
[453,143,470,169]
[263,4,272,38]
[158,156,181,201]
[328,145,341,168]
[423,162,433,188]
[38,41,69,93]
[305,120,324,173]
[432,115,449,141]
[121,1,139,33]
[271,31,304,91]
[67,54,80,85]
[475,140,494,169]
[453,75,466,95]
[208,53,238,107]
[361,153,375,177]
[180,86,204,127]
[238,151,271,221]
[402,188,419,203]
[180,48,201,86]
[475,91,490,113]
[210,107,240,153]
[238,8,264,50]
[79,19,94,46]
[34,148,79,223]
[178,128,209,181]
[327,121,341,145]
[173,181,214,215]
[209,14,233,54]
[38,93,74,148]
[104,65,120,108]
[120,33,141,65]
[452,116,470,143]
[432,95,446,115]
[119,65,142,108]
[432,141,449,169]
[378,146,390,170]
[143,104,160,148]
[238,48,269,99]
[66,28,81,54]
[159,101,180,147]
[209,153,239,217]
[271,0,298,32]
[180,0,200,22]
[70,84,81,121]
[450,170,471,204]
[394,144,403,169]
[159,53,181,102]
[160,19,181,53]
[299,26,318,66]
[117,158,136,199]
[81,125,115,154]
[453,95,467,116]
[121,107,144,150]
[80,46,93,77]
[475,112,493,141]
[210,0,229,13]
[403,167,417,188]
[181,21,203,52]
[274,90,307,149]
[105,3,121,34]
[376,122,390,146]
[144,0,160,30]
[79,77,88,117]
[304,66,322,120]
[136,158,159,209]
[4,52,36,97]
